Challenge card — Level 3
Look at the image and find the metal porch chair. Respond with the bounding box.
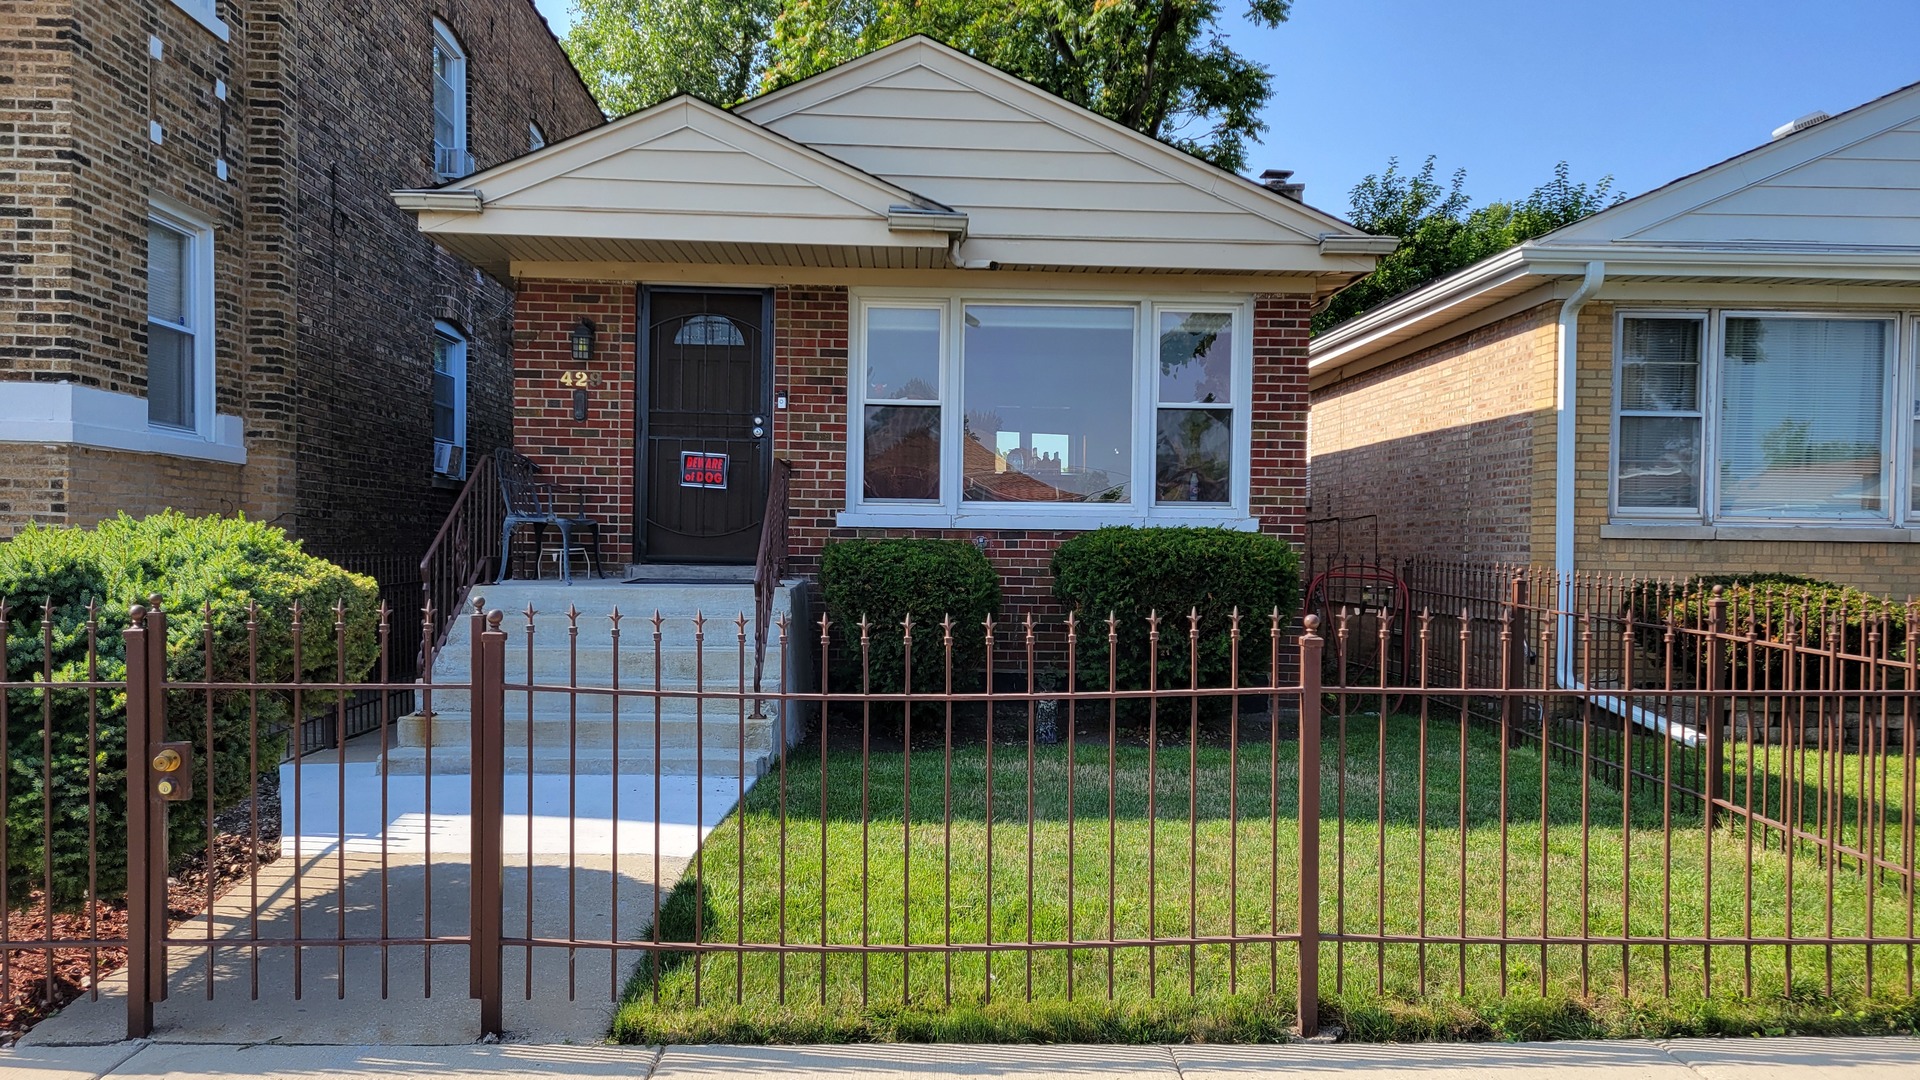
[495,448,604,585]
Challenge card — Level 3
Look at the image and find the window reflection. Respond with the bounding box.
[961,305,1133,503]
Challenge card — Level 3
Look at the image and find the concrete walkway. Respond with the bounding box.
[5,1036,1920,1079]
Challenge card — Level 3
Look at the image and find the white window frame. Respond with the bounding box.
[843,290,1256,530]
[1609,307,1907,528]
[528,121,546,151]
[146,202,216,440]
[1609,309,1708,520]
[432,321,468,479]
[431,19,469,181]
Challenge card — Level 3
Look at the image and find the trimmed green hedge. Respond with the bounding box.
[0,512,379,909]
[818,538,1001,695]
[1625,572,1909,689]
[1051,526,1301,694]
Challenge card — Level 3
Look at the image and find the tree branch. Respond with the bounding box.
[1123,0,1184,131]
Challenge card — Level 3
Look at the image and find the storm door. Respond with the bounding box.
[637,288,771,563]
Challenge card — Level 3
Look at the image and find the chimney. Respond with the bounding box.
[1259,168,1306,202]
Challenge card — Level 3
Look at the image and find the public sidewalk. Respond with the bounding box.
[6,1036,1920,1079]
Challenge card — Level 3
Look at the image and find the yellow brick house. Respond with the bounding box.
[1308,79,1920,601]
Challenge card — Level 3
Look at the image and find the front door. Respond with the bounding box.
[638,288,771,563]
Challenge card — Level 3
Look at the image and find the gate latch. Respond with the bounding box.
[151,741,193,802]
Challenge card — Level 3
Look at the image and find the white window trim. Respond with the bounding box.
[164,0,230,42]
[528,121,546,151]
[433,321,469,479]
[1609,306,1908,529]
[432,19,469,181]
[147,202,216,441]
[843,289,1257,531]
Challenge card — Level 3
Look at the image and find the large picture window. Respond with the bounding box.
[850,295,1249,526]
[962,305,1134,504]
[1612,311,1900,525]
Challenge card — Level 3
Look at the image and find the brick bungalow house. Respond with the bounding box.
[394,36,1392,612]
[0,0,602,562]
[1309,79,1920,601]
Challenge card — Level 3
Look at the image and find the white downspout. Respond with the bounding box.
[1550,260,1699,744]
[1552,260,1606,641]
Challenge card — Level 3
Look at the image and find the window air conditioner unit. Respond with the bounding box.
[433,441,457,475]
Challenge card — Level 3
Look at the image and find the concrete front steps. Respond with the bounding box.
[386,579,800,778]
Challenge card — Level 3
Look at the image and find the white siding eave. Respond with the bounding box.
[1309,242,1920,381]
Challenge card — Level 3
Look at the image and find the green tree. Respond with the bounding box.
[767,0,1293,171]
[564,0,779,113]
[565,0,1295,173]
[1314,158,1624,334]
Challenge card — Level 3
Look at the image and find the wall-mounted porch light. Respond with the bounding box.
[570,318,596,362]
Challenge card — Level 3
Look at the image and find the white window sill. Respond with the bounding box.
[165,0,230,42]
[838,508,1259,532]
[1602,522,1917,544]
[0,383,245,464]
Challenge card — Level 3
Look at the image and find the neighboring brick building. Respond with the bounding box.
[1309,79,1920,599]
[399,38,1384,610]
[0,0,601,562]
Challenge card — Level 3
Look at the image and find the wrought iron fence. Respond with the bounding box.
[0,570,1914,1041]
[296,551,424,756]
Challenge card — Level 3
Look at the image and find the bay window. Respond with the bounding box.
[1612,310,1902,525]
[849,294,1250,526]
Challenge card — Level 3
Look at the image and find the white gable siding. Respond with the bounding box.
[1620,117,1920,248]
[493,127,884,222]
[415,98,956,264]
[1544,86,1920,251]
[403,39,1383,279]
[739,48,1343,267]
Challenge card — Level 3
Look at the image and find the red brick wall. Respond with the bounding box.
[1249,294,1311,545]
[512,282,1314,614]
[512,281,638,567]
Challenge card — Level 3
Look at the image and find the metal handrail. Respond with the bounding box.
[751,457,792,711]
[419,450,504,662]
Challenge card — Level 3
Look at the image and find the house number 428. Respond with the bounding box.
[558,370,591,387]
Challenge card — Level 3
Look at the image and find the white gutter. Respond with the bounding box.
[1551,260,1701,746]
[1317,233,1400,256]
[886,206,969,236]
[391,189,484,214]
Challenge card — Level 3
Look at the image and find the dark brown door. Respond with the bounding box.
[638,288,771,563]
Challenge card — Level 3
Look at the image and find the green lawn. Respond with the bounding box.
[614,713,1920,1043]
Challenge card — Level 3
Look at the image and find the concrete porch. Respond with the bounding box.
[387,578,809,778]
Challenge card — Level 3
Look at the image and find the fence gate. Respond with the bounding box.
[114,601,493,1039]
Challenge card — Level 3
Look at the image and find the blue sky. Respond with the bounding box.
[531,0,1920,217]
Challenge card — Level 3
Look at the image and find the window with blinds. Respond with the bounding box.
[1615,316,1703,512]
[1611,311,1902,525]
[1718,316,1891,520]
[146,215,201,432]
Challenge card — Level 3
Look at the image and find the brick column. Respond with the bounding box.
[1250,293,1311,546]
